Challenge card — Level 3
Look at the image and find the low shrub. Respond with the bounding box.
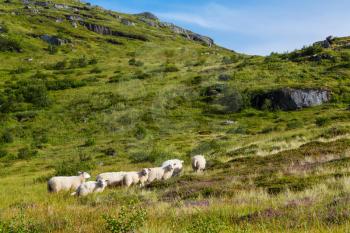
[54,152,95,176]
[70,57,89,68]
[316,117,330,127]
[0,36,22,52]
[0,129,14,144]
[163,64,179,72]
[128,58,143,67]
[103,202,147,233]
[17,147,38,160]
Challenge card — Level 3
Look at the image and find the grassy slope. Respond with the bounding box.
[0,0,350,232]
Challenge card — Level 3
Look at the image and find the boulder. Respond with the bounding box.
[135,12,158,20]
[252,88,331,111]
[34,1,49,8]
[80,22,148,41]
[40,35,68,46]
[138,17,158,27]
[313,36,335,49]
[160,22,214,47]
[218,74,232,81]
[121,18,135,26]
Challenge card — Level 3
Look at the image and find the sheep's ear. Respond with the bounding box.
[181,160,184,163]
[148,168,151,172]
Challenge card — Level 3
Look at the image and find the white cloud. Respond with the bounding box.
[155,1,350,55]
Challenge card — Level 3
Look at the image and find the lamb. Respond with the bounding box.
[162,159,184,176]
[96,172,126,187]
[123,169,149,187]
[192,155,206,172]
[48,172,91,193]
[147,165,174,183]
[71,179,108,196]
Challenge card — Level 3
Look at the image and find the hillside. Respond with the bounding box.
[1,0,350,232]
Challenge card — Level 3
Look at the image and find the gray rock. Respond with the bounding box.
[121,18,135,26]
[80,22,148,41]
[313,36,335,49]
[66,15,83,21]
[218,74,232,81]
[135,12,158,20]
[160,22,214,46]
[139,17,158,27]
[54,4,70,10]
[252,88,331,111]
[222,120,235,125]
[34,1,50,8]
[40,35,68,46]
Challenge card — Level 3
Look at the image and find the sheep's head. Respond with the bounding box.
[140,168,149,177]
[97,179,107,188]
[78,172,91,179]
[164,164,174,172]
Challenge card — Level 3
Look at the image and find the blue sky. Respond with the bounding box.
[89,0,350,55]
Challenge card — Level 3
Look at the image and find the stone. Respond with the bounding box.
[159,22,214,46]
[139,17,158,27]
[121,18,135,26]
[218,74,232,81]
[34,1,50,8]
[252,88,331,111]
[40,35,68,46]
[222,120,235,125]
[135,12,158,20]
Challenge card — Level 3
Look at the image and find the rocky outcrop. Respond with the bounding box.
[79,22,148,41]
[160,22,214,47]
[40,35,68,46]
[135,12,158,21]
[313,36,335,49]
[121,18,135,26]
[252,88,331,111]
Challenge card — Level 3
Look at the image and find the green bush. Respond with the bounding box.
[46,79,86,90]
[316,117,330,127]
[0,36,22,52]
[164,63,179,72]
[0,129,14,143]
[90,67,103,74]
[131,148,172,164]
[54,152,95,176]
[70,57,89,68]
[103,202,147,233]
[53,60,67,70]
[15,81,51,107]
[17,147,38,160]
[83,138,95,147]
[0,149,8,158]
[128,58,143,67]
[186,214,227,233]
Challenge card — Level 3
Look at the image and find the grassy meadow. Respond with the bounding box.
[1,0,350,232]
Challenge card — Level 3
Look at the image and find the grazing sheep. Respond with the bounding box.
[147,165,174,183]
[162,159,184,176]
[48,172,91,193]
[96,172,126,187]
[71,179,108,196]
[123,169,149,187]
[192,155,206,172]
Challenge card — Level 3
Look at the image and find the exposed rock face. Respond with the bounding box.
[135,12,158,20]
[138,17,158,27]
[160,22,214,47]
[34,1,49,8]
[121,18,135,26]
[313,36,335,48]
[79,22,148,41]
[40,35,68,46]
[252,88,331,111]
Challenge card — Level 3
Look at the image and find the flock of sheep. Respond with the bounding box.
[47,155,206,197]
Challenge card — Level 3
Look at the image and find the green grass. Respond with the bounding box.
[1,0,350,232]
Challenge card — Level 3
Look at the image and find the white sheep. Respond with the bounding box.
[48,172,91,193]
[147,165,174,183]
[123,169,149,187]
[96,172,126,187]
[71,179,108,196]
[162,159,184,176]
[192,155,206,172]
